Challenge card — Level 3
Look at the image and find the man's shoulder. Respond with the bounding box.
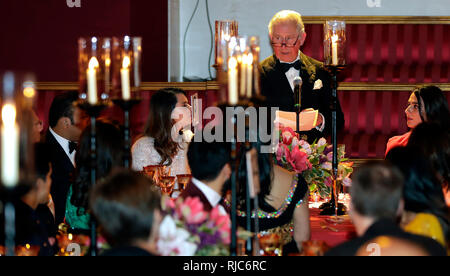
[260,55,277,72]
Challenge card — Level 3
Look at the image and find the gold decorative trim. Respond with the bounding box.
[302,16,450,25]
[36,82,450,92]
[339,82,450,91]
[349,158,382,168]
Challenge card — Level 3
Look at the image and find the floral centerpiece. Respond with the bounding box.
[274,124,353,199]
[157,196,230,256]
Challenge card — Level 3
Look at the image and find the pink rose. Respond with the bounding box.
[326,152,333,162]
[210,207,231,242]
[276,143,290,162]
[180,197,207,224]
[281,127,296,145]
[287,146,312,173]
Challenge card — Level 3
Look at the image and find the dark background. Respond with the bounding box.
[0,0,168,81]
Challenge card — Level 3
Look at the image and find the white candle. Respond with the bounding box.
[246,53,253,98]
[331,35,339,65]
[228,57,238,105]
[239,55,246,97]
[1,104,19,188]
[87,57,99,105]
[121,56,131,100]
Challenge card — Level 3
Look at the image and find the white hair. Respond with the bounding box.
[268,10,305,36]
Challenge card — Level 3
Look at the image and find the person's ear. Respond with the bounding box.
[221,164,232,182]
[299,31,307,46]
[35,178,45,193]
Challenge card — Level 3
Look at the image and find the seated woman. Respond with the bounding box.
[236,141,310,254]
[408,122,450,207]
[131,88,191,176]
[386,146,450,249]
[386,85,450,156]
[65,120,125,231]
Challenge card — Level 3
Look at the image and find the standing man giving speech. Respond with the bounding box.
[260,10,344,142]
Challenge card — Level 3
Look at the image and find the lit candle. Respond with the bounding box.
[239,55,246,97]
[121,56,131,100]
[246,53,253,98]
[331,35,339,65]
[87,57,99,105]
[228,57,238,105]
[1,104,19,188]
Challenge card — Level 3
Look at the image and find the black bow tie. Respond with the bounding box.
[69,141,77,154]
[279,59,301,73]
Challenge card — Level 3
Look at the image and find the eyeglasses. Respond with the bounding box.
[271,35,300,48]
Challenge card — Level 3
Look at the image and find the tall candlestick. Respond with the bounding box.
[87,57,99,105]
[331,35,339,65]
[246,53,253,98]
[121,56,131,100]
[228,57,238,105]
[1,104,19,188]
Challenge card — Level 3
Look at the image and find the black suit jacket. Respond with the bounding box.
[260,52,345,142]
[45,130,75,226]
[324,219,447,256]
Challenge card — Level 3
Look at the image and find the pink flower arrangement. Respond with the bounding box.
[274,124,354,199]
[158,196,230,256]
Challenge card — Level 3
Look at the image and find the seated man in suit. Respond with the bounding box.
[180,140,231,216]
[46,91,89,226]
[91,170,162,256]
[325,161,446,256]
[260,10,344,142]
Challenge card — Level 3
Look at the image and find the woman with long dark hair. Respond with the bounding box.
[131,88,190,176]
[386,85,450,155]
[386,146,450,249]
[65,120,125,231]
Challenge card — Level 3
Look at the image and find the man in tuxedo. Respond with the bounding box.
[325,161,446,256]
[261,10,344,142]
[45,91,89,225]
[180,140,231,215]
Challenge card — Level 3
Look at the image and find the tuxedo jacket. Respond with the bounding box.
[45,130,75,226]
[260,52,345,142]
[324,219,446,256]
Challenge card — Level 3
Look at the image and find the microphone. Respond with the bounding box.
[293,76,302,111]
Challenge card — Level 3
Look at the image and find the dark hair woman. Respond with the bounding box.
[65,120,126,231]
[131,88,191,177]
[386,146,450,248]
[385,85,450,156]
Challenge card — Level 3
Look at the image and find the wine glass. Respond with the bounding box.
[257,233,282,256]
[176,174,192,192]
[159,176,176,196]
[143,165,163,187]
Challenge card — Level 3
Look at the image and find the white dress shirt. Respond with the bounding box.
[191,177,227,216]
[49,127,76,166]
[280,56,326,132]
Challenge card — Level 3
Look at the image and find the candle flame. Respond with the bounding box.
[331,34,339,43]
[88,57,99,69]
[105,58,111,67]
[122,56,131,69]
[2,104,16,126]
[23,87,36,98]
[228,57,238,69]
[26,244,31,250]
[244,53,254,65]
[68,233,73,241]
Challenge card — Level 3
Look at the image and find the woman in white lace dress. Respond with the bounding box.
[132,88,191,176]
